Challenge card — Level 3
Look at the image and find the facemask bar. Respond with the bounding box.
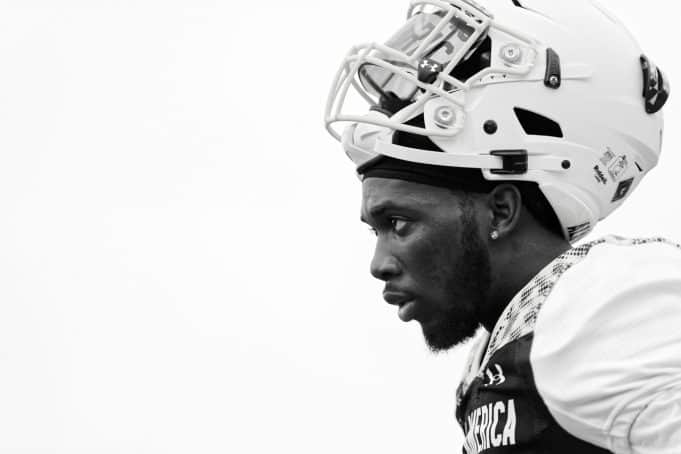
[324,0,540,142]
[326,0,491,140]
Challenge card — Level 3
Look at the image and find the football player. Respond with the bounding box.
[325,0,680,452]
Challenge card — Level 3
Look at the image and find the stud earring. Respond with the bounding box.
[490,230,499,240]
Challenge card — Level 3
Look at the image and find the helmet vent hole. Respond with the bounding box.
[513,108,564,138]
[449,36,492,83]
[511,0,524,7]
[392,114,442,151]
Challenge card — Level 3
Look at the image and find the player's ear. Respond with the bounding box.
[486,184,522,240]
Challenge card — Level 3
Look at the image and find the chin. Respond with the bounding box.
[421,317,478,353]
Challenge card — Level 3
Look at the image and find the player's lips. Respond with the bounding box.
[382,290,418,322]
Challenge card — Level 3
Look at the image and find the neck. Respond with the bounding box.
[480,230,571,332]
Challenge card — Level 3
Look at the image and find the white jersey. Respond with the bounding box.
[456,236,681,453]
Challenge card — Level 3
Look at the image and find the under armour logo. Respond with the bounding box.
[417,59,442,84]
[419,60,439,72]
[484,364,506,386]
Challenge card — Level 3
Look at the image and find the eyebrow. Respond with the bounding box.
[360,201,402,223]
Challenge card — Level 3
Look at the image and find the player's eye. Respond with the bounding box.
[390,218,409,235]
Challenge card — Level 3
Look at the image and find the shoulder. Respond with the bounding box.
[551,236,681,291]
[531,236,681,451]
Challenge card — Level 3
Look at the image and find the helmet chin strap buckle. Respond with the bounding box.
[490,149,528,175]
[544,48,561,89]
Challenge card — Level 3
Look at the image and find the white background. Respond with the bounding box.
[0,1,678,452]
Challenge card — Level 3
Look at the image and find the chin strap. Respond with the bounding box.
[373,139,568,173]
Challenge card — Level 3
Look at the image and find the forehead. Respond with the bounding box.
[361,177,457,215]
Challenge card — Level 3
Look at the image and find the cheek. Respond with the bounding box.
[409,230,461,293]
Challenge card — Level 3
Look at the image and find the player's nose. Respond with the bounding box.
[370,243,401,281]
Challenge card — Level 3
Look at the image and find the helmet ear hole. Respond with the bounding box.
[513,108,564,138]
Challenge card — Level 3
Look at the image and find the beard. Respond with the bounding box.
[422,208,492,353]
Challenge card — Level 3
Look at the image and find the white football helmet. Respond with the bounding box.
[325,0,669,242]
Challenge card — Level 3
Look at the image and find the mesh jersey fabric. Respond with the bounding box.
[456,235,681,453]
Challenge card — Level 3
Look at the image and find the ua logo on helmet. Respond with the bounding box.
[484,364,506,386]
